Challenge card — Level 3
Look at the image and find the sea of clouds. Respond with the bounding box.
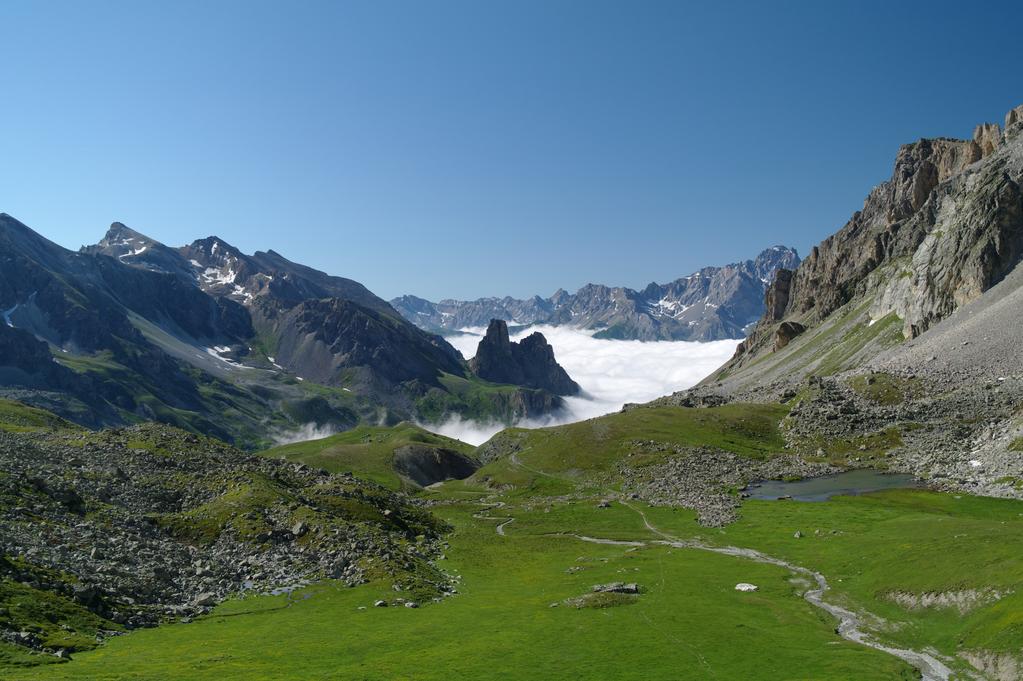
[422,325,741,445]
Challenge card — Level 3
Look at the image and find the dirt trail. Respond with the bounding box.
[472,501,514,536]
[509,448,561,480]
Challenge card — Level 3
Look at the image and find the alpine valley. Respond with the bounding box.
[3,99,1023,681]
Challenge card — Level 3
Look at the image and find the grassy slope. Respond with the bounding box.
[262,423,476,490]
[6,402,1021,679]
[415,372,554,423]
[709,299,905,388]
[9,503,915,681]
[54,351,371,451]
[0,399,80,433]
[463,403,788,496]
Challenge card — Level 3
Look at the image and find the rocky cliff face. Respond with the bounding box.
[649,104,1023,515]
[469,319,580,396]
[391,246,800,341]
[727,103,1023,370]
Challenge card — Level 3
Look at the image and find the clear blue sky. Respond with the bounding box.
[1,1,1020,301]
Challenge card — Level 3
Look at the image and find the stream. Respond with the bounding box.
[479,499,954,680]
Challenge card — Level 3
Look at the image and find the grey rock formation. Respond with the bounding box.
[391,444,479,487]
[723,102,1023,375]
[0,422,451,657]
[469,319,580,395]
[973,122,1002,157]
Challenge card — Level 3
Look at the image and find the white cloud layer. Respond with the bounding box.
[271,422,339,446]
[422,326,740,445]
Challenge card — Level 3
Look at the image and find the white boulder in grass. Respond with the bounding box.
[735,583,759,592]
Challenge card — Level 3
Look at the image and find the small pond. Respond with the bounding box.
[745,469,922,502]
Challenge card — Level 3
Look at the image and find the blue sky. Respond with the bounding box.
[1,1,1021,301]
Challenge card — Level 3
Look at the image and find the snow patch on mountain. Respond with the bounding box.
[3,302,18,328]
[202,266,238,286]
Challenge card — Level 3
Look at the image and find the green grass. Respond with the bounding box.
[1009,437,1023,452]
[261,423,476,490]
[414,372,547,424]
[467,403,789,495]
[9,504,917,681]
[0,400,81,434]
[848,373,923,406]
[711,491,1023,663]
[0,557,122,667]
[7,469,1022,679]
[5,401,1022,679]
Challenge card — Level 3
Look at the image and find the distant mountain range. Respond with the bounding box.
[0,217,576,448]
[391,246,799,341]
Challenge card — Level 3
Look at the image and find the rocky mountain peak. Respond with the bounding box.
[392,244,801,342]
[752,246,801,283]
[469,319,580,396]
[185,236,244,266]
[725,101,1023,378]
[973,122,1002,157]
[1005,104,1023,141]
[480,316,512,349]
[99,222,151,247]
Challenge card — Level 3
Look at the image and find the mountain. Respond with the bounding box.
[644,103,1023,507]
[468,319,580,396]
[711,103,1023,389]
[0,216,577,447]
[390,246,800,341]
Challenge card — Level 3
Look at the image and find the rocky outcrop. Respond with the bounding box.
[774,321,805,351]
[469,319,580,395]
[391,444,479,487]
[1006,104,1023,136]
[973,123,1002,157]
[764,268,793,321]
[728,103,1023,369]
[0,421,450,658]
[617,444,835,526]
[961,650,1022,681]
[392,246,800,341]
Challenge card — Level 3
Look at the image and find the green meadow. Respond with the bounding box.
[6,403,1022,680]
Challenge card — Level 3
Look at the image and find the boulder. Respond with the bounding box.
[192,592,217,607]
[774,321,806,351]
[592,582,640,594]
